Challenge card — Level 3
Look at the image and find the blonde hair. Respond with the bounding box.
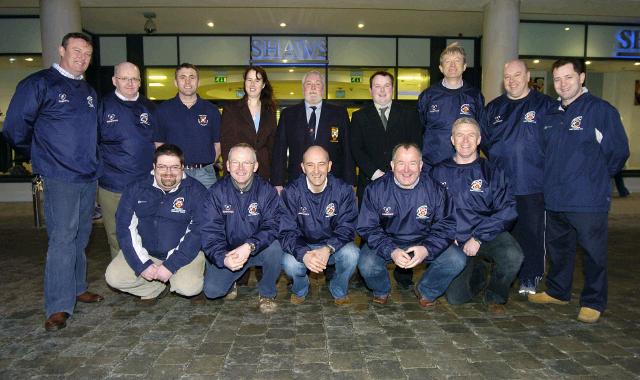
[440,42,467,65]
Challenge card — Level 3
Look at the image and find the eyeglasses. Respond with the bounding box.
[155,164,183,172]
[229,160,256,168]
[116,76,141,83]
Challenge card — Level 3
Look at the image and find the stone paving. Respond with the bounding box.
[0,196,639,379]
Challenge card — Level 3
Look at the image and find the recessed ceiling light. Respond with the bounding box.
[634,62,640,66]
[207,21,214,28]
[24,57,34,62]
[564,27,570,31]
[9,57,15,63]
[148,83,164,87]
[288,69,294,73]
[280,22,287,28]
[289,92,294,95]
[585,60,592,65]
[533,59,540,64]
[282,59,288,63]
[357,23,365,29]
[148,75,167,80]
[149,97,156,100]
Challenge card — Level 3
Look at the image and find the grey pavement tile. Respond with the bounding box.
[389,337,424,350]
[364,359,405,380]
[329,370,369,380]
[195,341,232,356]
[146,364,184,378]
[545,359,590,375]
[296,323,325,335]
[258,353,294,371]
[261,338,295,355]
[329,351,365,371]
[435,359,477,376]
[570,351,613,367]
[588,364,638,379]
[472,360,520,379]
[69,365,113,379]
[462,347,504,363]
[610,356,640,374]
[184,355,225,375]
[256,369,295,379]
[327,338,361,353]
[155,347,196,365]
[225,347,263,366]
[265,327,296,339]
[395,349,437,369]
[218,364,258,379]
[295,348,329,364]
[112,354,153,375]
[233,334,266,347]
[589,342,635,358]
[294,362,332,379]
[295,333,327,349]
[500,351,546,370]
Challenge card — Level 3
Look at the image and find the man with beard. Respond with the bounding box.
[105,144,208,303]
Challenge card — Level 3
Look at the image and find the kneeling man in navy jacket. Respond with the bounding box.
[106,144,208,303]
[357,143,466,308]
[201,143,283,313]
[431,117,523,315]
[280,146,359,306]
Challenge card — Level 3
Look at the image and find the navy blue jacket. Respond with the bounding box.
[3,67,100,182]
[201,175,281,268]
[115,174,208,276]
[154,95,221,165]
[98,91,157,193]
[357,172,456,260]
[430,158,517,244]
[417,81,485,167]
[271,101,355,186]
[483,90,555,196]
[280,174,357,261]
[542,91,629,213]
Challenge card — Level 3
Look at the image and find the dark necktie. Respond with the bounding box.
[308,106,317,142]
[379,106,388,130]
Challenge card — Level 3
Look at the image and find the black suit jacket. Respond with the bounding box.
[271,101,355,186]
[350,102,423,202]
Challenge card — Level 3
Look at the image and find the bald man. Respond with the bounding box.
[280,146,359,305]
[483,59,554,295]
[98,61,157,259]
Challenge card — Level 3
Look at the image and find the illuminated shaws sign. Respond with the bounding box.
[615,29,640,58]
[251,36,327,64]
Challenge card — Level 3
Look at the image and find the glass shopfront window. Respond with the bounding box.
[327,67,394,100]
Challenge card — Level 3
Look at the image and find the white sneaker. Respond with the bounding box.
[518,284,536,295]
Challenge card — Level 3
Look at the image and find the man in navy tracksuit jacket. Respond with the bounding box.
[483,59,555,295]
[529,58,629,324]
[98,62,157,260]
[280,146,359,305]
[201,143,282,313]
[357,143,466,308]
[106,144,207,301]
[418,42,485,168]
[2,33,104,331]
[431,118,523,314]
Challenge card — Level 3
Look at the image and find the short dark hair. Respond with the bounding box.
[551,58,586,75]
[61,32,92,48]
[175,63,199,79]
[154,144,184,165]
[369,71,394,88]
[391,143,421,161]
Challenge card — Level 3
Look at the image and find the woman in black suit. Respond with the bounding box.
[220,66,277,180]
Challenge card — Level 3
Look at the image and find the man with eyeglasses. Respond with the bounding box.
[201,143,283,313]
[155,63,221,188]
[3,32,103,331]
[105,144,208,304]
[98,61,157,260]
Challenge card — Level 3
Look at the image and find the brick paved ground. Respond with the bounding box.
[0,195,639,379]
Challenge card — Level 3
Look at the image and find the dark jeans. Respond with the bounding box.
[545,211,609,312]
[446,232,524,305]
[204,240,283,299]
[512,193,545,287]
[358,243,467,300]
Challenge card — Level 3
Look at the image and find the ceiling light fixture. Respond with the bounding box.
[207,21,214,28]
[634,62,640,66]
[24,57,34,62]
[288,69,294,73]
[148,83,164,87]
[9,57,16,63]
[564,27,571,31]
[280,22,287,28]
[533,59,540,64]
[585,61,592,65]
[148,75,167,80]
[357,23,365,29]
[143,12,157,34]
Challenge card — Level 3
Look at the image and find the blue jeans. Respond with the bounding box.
[185,164,217,189]
[282,242,359,299]
[446,232,524,305]
[358,244,467,300]
[204,240,283,299]
[43,177,97,318]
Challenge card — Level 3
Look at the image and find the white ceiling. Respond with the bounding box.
[1,0,639,36]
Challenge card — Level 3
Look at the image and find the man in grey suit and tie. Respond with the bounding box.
[350,71,424,288]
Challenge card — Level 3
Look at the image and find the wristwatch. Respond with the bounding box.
[326,244,336,255]
[247,242,257,253]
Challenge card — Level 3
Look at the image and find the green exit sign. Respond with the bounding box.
[350,77,362,83]
[214,76,227,83]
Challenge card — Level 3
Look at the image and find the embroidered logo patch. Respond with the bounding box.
[171,197,186,213]
[325,203,336,218]
[87,96,94,108]
[470,179,484,192]
[222,204,234,214]
[106,113,118,124]
[416,205,429,219]
[523,111,536,123]
[330,126,339,142]
[298,206,310,216]
[569,116,583,131]
[382,207,394,216]
[493,115,503,125]
[248,202,259,216]
[58,93,69,103]
[139,112,150,126]
[198,114,208,126]
[429,104,440,113]
[460,103,471,115]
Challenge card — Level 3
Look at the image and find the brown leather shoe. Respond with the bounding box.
[372,294,389,305]
[190,292,207,305]
[413,287,436,309]
[334,296,351,306]
[76,291,104,303]
[44,312,69,331]
[488,303,506,316]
